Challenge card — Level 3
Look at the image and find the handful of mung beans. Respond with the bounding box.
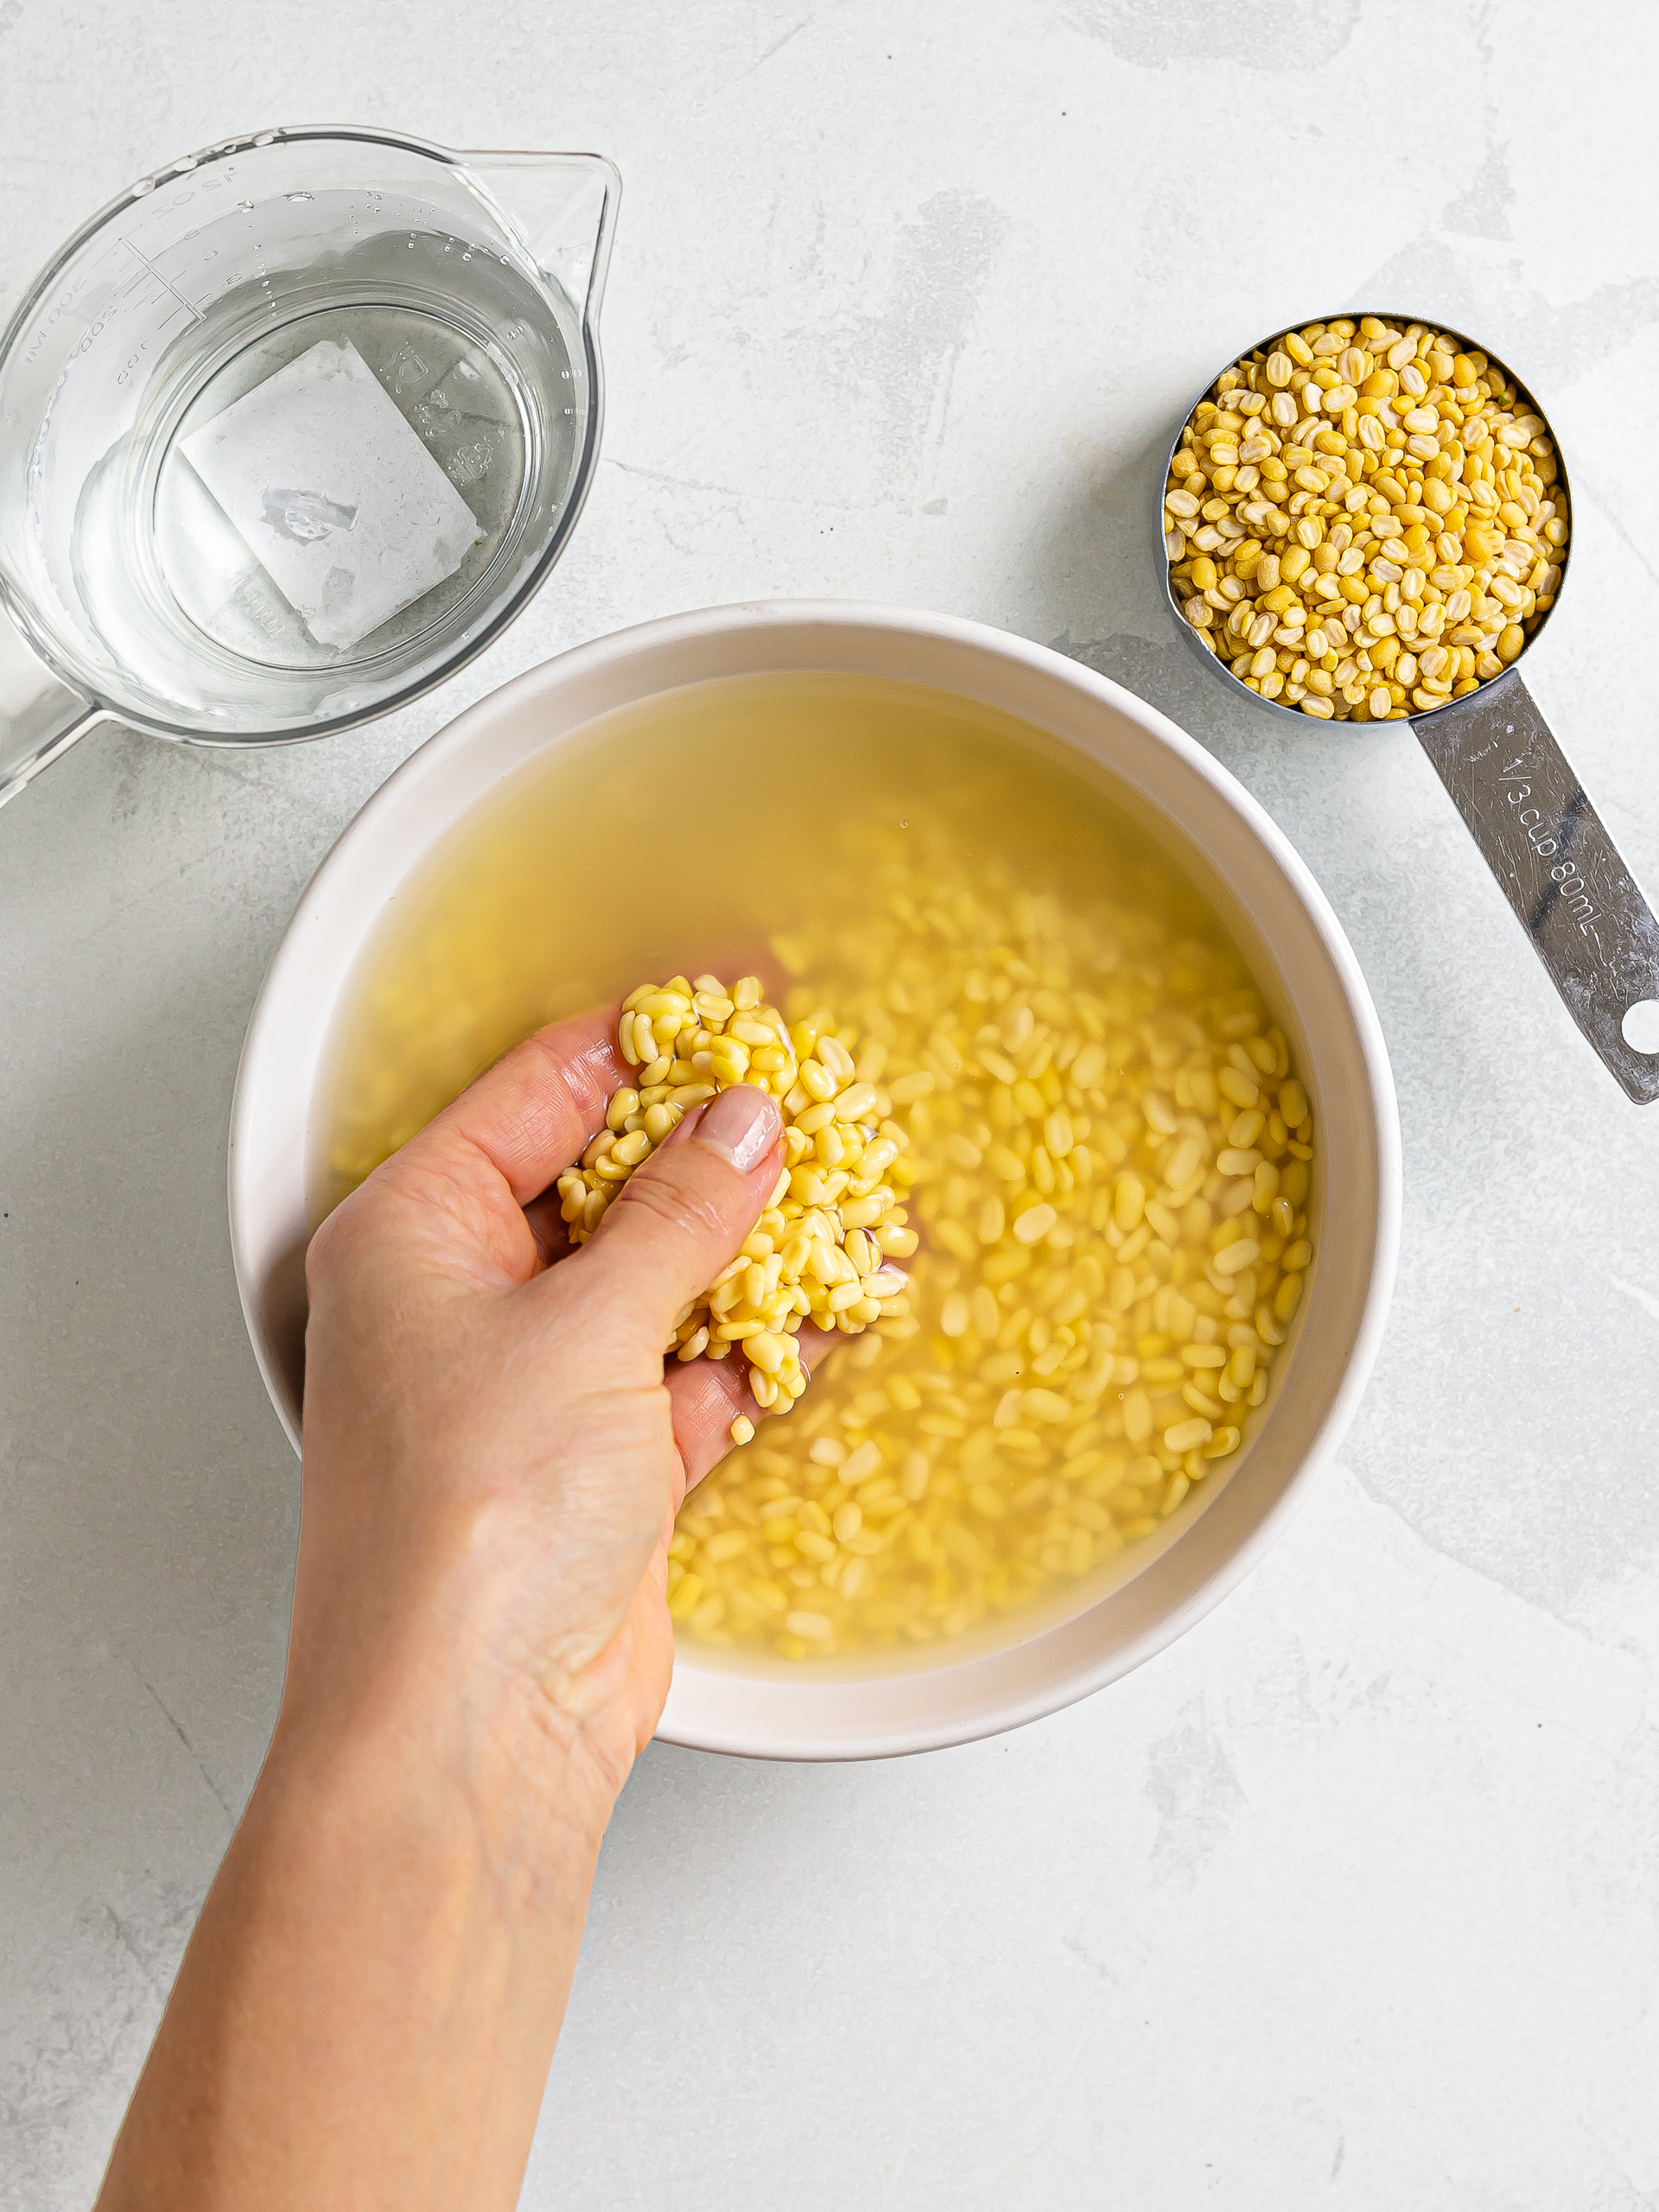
[556,973,918,1440]
[1165,316,1567,721]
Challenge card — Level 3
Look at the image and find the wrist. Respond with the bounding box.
[266,1630,621,1899]
[273,1496,646,1872]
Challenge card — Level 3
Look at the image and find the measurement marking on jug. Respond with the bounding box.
[120,239,205,327]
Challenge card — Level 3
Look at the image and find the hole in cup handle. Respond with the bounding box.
[1411,665,1659,1105]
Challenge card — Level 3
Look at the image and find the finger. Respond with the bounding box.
[666,1322,837,1496]
[397,1007,624,1207]
[573,1086,783,1351]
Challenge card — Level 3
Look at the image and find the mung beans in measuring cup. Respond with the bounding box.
[1165,316,1567,721]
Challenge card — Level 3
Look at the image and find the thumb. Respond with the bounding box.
[575,1085,785,1345]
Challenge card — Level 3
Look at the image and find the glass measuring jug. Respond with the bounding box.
[1160,315,1659,1105]
[0,125,620,806]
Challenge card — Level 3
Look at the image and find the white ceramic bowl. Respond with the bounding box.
[229,601,1400,1761]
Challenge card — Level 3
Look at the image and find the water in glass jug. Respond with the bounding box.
[0,124,620,804]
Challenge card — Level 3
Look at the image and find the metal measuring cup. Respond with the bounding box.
[1160,315,1659,1105]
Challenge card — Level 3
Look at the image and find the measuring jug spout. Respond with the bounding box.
[459,150,621,334]
[0,607,105,808]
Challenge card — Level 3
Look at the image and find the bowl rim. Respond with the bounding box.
[228,597,1402,1759]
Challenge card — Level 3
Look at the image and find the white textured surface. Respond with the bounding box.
[2,3,1657,2205]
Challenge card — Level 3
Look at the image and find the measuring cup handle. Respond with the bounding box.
[0,606,102,810]
[1413,667,1659,1103]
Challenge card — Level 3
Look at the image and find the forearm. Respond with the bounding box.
[96,1693,609,2212]
[95,1034,774,2200]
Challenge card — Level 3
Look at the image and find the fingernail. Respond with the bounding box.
[693,1084,779,1173]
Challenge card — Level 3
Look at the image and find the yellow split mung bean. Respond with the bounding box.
[669,823,1316,1660]
[1166,316,1567,721]
[314,673,1318,1667]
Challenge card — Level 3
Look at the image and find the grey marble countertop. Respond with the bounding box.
[3,3,1656,2205]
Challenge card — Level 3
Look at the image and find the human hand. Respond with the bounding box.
[96,1012,798,2212]
[289,1007,790,1835]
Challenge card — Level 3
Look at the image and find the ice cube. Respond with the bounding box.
[180,339,482,652]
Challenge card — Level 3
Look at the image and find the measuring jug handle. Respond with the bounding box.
[1413,668,1659,1103]
[0,605,104,810]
